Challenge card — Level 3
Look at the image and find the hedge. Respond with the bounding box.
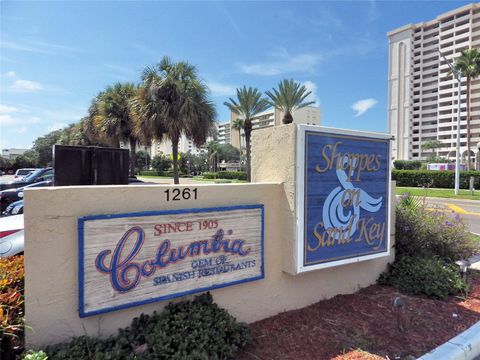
[392,170,480,189]
[203,171,247,180]
[393,160,422,170]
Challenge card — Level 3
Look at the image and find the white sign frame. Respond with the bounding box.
[295,125,392,273]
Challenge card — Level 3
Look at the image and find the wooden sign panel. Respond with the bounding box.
[78,205,264,317]
[295,125,391,273]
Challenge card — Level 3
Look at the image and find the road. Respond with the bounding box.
[423,197,480,234]
[0,175,15,184]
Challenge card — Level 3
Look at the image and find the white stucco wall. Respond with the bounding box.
[24,124,395,348]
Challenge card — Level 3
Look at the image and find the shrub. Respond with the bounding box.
[0,255,25,359]
[393,160,422,170]
[378,256,467,300]
[395,194,478,261]
[392,170,480,189]
[203,171,247,180]
[23,350,48,360]
[45,292,250,359]
[379,193,477,300]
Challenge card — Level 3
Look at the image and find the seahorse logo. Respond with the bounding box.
[322,156,382,240]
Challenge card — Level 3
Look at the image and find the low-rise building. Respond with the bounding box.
[230,106,321,150]
[1,148,29,160]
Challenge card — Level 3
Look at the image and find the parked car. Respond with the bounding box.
[0,180,53,212]
[0,214,24,257]
[3,199,23,216]
[14,168,37,179]
[0,168,53,191]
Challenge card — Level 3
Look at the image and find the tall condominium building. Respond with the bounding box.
[217,121,231,145]
[150,135,200,157]
[229,106,321,150]
[388,3,480,169]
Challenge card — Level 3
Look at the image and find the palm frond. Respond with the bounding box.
[265,79,316,123]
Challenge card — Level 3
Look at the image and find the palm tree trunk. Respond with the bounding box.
[466,76,471,171]
[172,135,180,185]
[239,132,242,154]
[129,138,136,177]
[244,118,252,182]
[283,110,293,124]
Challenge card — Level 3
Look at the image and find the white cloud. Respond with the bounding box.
[0,114,15,125]
[1,39,82,55]
[48,122,68,132]
[0,114,41,126]
[351,98,378,117]
[206,82,237,97]
[0,104,19,113]
[11,79,44,92]
[239,49,321,76]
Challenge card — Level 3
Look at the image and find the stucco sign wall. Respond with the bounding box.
[295,125,391,273]
[78,205,264,317]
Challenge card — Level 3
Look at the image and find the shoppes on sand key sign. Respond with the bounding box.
[78,205,264,317]
[295,125,391,273]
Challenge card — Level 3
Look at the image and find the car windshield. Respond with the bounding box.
[16,170,33,176]
[22,169,44,182]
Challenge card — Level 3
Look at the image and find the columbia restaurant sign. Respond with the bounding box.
[78,205,264,317]
[295,125,391,273]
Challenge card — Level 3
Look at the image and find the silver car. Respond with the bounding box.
[0,214,24,257]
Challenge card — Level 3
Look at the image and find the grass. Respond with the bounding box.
[137,175,172,179]
[191,177,247,183]
[396,187,480,201]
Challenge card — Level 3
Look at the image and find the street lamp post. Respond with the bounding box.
[439,50,462,195]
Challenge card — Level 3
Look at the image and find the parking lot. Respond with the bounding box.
[0,175,16,184]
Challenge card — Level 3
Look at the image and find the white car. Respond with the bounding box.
[14,168,36,179]
[0,214,24,257]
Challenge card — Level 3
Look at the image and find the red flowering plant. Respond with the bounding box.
[0,255,25,358]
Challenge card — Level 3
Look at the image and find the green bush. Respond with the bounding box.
[392,170,480,189]
[379,193,477,300]
[395,196,478,261]
[45,293,250,360]
[393,160,422,170]
[23,350,48,360]
[378,256,467,300]
[203,171,247,180]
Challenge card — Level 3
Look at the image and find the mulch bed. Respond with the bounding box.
[236,271,480,360]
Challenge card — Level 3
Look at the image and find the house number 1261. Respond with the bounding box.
[164,188,198,201]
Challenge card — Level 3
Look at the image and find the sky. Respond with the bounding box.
[0,0,474,150]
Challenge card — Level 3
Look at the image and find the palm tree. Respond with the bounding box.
[452,48,480,170]
[92,82,146,176]
[224,86,269,181]
[422,139,442,160]
[231,118,244,153]
[136,56,216,184]
[265,79,315,124]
